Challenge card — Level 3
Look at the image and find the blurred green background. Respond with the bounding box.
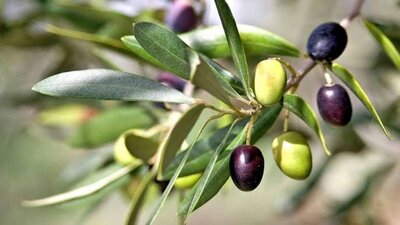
[1,0,400,225]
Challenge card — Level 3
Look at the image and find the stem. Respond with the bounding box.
[286,59,316,91]
[283,109,290,132]
[246,114,256,145]
[340,0,365,28]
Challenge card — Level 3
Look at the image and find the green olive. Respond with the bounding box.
[272,131,312,180]
[174,173,202,190]
[254,59,287,107]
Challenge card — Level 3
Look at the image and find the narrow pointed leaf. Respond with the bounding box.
[47,25,131,56]
[146,114,218,225]
[364,19,400,69]
[329,63,392,139]
[282,94,331,155]
[133,22,199,79]
[185,119,239,219]
[214,0,252,97]
[180,25,301,58]
[163,120,248,179]
[179,104,282,215]
[32,69,195,104]
[121,36,172,71]
[157,104,205,178]
[191,54,244,106]
[22,163,139,207]
[125,172,156,225]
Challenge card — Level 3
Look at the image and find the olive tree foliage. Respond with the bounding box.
[15,0,400,224]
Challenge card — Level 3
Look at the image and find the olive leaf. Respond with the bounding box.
[121,36,173,71]
[69,107,154,148]
[364,19,400,69]
[32,69,195,104]
[162,120,248,179]
[191,54,245,107]
[180,25,301,58]
[214,0,253,98]
[47,25,132,56]
[184,118,239,220]
[125,172,156,225]
[133,22,200,80]
[22,163,139,207]
[157,104,206,178]
[146,113,222,225]
[179,104,282,215]
[329,63,393,140]
[282,94,331,155]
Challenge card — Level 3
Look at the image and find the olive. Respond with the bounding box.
[230,145,264,191]
[272,131,312,180]
[157,72,187,92]
[174,173,202,190]
[165,0,198,33]
[317,83,352,126]
[307,22,347,62]
[254,59,287,107]
[155,72,187,109]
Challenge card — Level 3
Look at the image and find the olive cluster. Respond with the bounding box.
[230,22,352,192]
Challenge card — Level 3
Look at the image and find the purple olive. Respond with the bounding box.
[166,0,198,33]
[317,83,352,126]
[230,145,264,191]
[157,72,187,92]
[307,22,347,62]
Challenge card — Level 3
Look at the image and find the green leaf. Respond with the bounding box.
[191,54,244,106]
[146,114,220,225]
[157,104,206,178]
[22,163,139,208]
[121,35,244,93]
[69,107,154,148]
[133,22,200,80]
[214,0,252,98]
[163,120,247,179]
[32,69,195,104]
[180,25,301,58]
[125,172,156,225]
[47,25,132,57]
[282,94,331,155]
[178,104,282,215]
[114,129,159,165]
[329,63,393,140]
[185,119,239,220]
[121,36,172,71]
[364,19,400,69]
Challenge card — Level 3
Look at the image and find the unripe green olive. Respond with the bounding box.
[254,59,287,107]
[174,173,202,190]
[272,131,312,180]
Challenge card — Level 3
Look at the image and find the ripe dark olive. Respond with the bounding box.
[317,83,352,126]
[157,72,187,92]
[307,22,347,62]
[230,145,264,191]
[166,0,198,33]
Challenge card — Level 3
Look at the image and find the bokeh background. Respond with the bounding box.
[1,0,400,225]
